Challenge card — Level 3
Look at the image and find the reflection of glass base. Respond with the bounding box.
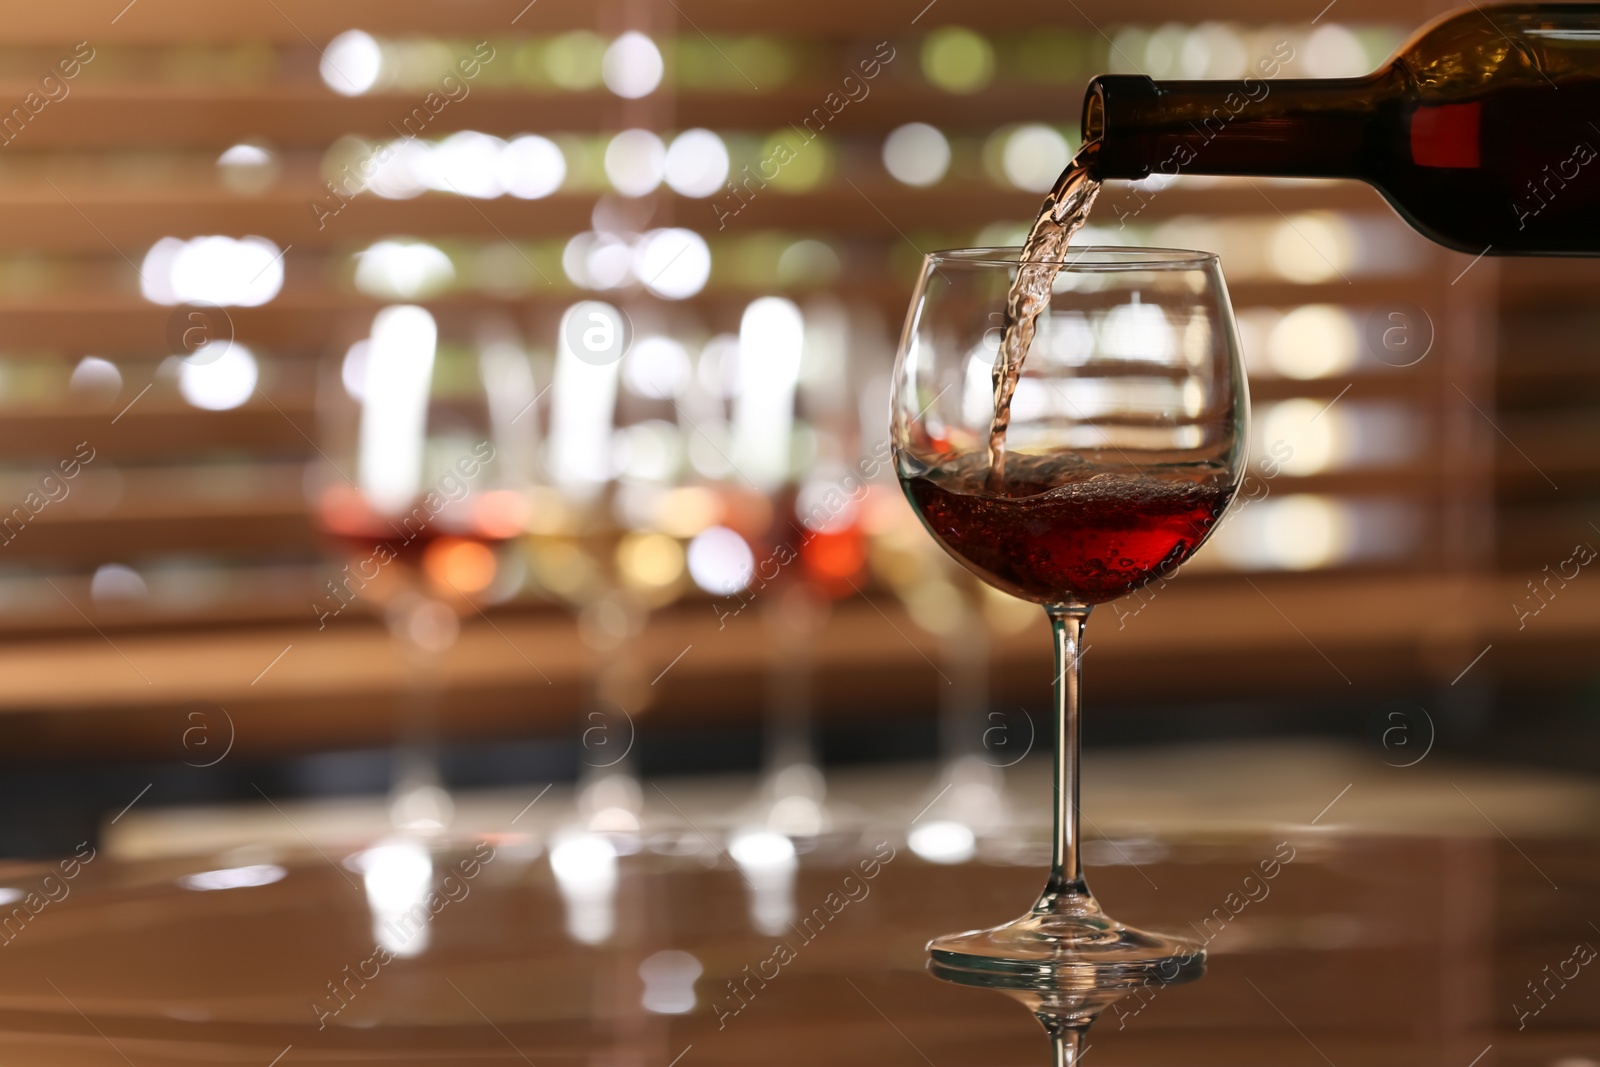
[928,903,1205,991]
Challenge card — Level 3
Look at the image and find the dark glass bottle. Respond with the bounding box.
[1083,3,1600,255]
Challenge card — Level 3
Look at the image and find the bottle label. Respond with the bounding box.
[1410,102,1481,169]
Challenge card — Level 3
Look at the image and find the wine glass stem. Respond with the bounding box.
[1049,1025,1087,1067]
[1042,605,1092,909]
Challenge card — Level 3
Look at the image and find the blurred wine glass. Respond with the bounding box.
[867,509,1017,860]
[313,305,538,838]
[525,301,716,839]
[742,297,874,841]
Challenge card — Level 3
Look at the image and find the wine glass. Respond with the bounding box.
[892,246,1247,985]
[313,306,537,836]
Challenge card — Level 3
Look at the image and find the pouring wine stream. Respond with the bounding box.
[987,139,1103,492]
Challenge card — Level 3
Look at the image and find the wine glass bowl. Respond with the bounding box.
[893,246,1247,985]
[895,246,1244,608]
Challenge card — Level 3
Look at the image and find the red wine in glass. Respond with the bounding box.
[902,453,1236,606]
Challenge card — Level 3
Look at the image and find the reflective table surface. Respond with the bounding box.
[2,750,1599,1066]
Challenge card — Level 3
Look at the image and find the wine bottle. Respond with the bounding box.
[1084,3,1600,255]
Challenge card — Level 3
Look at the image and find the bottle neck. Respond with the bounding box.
[1085,72,1397,181]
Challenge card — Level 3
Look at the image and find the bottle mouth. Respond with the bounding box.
[1083,87,1105,143]
[1080,75,1160,180]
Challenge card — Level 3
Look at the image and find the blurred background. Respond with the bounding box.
[0,0,1594,857]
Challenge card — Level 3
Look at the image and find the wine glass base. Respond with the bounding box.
[928,908,1205,991]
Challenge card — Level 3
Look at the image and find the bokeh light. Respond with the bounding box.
[424,537,497,594]
[1267,304,1359,378]
[802,528,866,586]
[639,951,702,1015]
[686,526,754,595]
[734,297,805,489]
[903,577,965,636]
[636,229,711,299]
[360,838,434,956]
[1306,24,1370,77]
[908,820,977,864]
[432,131,506,198]
[141,236,284,307]
[499,135,567,198]
[1259,495,1353,570]
[623,336,692,399]
[775,239,841,285]
[795,477,859,534]
[664,129,730,198]
[729,829,796,868]
[761,132,829,191]
[1214,494,1355,571]
[550,830,619,944]
[472,490,530,539]
[654,487,723,538]
[178,864,287,892]
[353,240,455,300]
[1180,23,1248,78]
[359,305,437,513]
[364,139,430,199]
[562,232,631,290]
[90,563,147,602]
[613,419,683,482]
[1268,212,1357,283]
[882,123,951,187]
[604,129,666,197]
[1142,24,1189,77]
[546,31,606,90]
[216,142,279,195]
[1097,297,1175,362]
[321,30,383,95]
[179,343,258,411]
[921,27,994,93]
[617,532,686,591]
[69,356,121,397]
[602,32,664,98]
[341,340,369,401]
[1001,125,1071,193]
[1260,398,1339,475]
